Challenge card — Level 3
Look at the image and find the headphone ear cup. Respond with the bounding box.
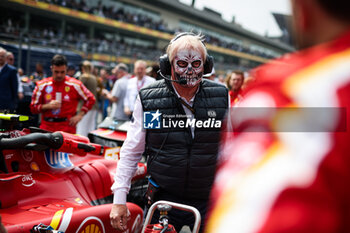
[204,55,214,75]
[159,54,172,76]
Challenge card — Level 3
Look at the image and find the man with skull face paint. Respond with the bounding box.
[110,33,229,232]
[173,47,204,87]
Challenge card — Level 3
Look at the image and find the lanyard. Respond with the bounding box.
[178,98,195,115]
[137,78,145,91]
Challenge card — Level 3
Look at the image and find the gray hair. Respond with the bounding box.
[116,63,129,72]
[166,32,207,64]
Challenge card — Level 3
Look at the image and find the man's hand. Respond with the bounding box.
[42,100,61,111]
[110,204,130,231]
[124,106,132,116]
[69,112,84,127]
[18,92,24,100]
[102,89,110,98]
[102,89,118,103]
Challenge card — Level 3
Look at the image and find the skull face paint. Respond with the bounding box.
[173,49,204,87]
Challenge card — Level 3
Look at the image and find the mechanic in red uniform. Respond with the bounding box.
[226,70,244,106]
[206,0,350,232]
[30,55,95,134]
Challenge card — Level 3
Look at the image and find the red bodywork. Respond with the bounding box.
[0,129,146,233]
[89,128,127,142]
[87,119,128,149]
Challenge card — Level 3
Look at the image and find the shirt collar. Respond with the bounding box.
[0,63,6,72]
[171,82,199,106]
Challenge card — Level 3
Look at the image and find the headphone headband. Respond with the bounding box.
[159,32,213,76]
[170,32,202,43]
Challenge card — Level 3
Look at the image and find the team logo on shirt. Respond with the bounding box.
[45,94,52,101]
[52,109,61,115]
[65,86,70,92]
[46,86,53,93]
[143,110,162,129]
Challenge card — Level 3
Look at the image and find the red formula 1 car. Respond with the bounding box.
[0,114,146,233]
[88,117,148,209]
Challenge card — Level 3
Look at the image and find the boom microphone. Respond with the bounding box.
[158,70,187,85]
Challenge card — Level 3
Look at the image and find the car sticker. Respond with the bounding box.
[104,147,120,161]
[75,216,105,233]
[44,150,73,169]
[21,173,36,187]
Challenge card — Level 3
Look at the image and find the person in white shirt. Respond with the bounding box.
[123,60,155,117]
[103,63,131,121]
[109,32,228,233]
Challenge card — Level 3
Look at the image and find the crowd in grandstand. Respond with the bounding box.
[0,0,277,60]
[39,0,170,33]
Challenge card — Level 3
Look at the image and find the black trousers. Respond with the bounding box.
[146,190,208,233]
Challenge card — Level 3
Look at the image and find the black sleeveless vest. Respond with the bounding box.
[139,79,228,199]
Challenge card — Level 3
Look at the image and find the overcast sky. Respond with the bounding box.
[178,0,291,37]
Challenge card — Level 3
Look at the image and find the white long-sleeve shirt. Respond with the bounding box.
[123,75,155,112]
[112,85,196,204]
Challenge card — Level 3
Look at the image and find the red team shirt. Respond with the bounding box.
[206,30,350,233]
[229,90,243,107]
[30,76,95,133]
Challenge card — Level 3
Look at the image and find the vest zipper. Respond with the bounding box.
[184,95,197,198]
[184,142,192,198]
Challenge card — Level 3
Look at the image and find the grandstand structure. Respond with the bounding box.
[0,0,294,75]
